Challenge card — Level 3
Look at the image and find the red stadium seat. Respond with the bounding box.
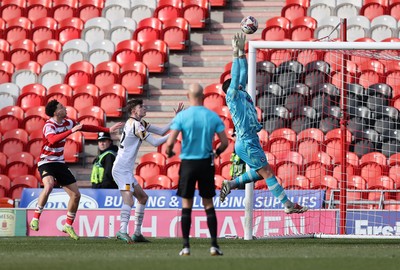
[30,17,58,44]
[367,175,395,203]
[0,0,25,23]
[165,160,181,181]
[182,0,210,29]
[34,39,62,66]
[119,61,148,95]
[112,40,142,66]
[262,17,290,41]
[0,39,10,62]
[359,152,387,183]
[140,40,169,73]
[145,175,172,189]
[26,137,43,158]
[77,0,104,22]
[282,175,310,190]
[0,152,7,173]
[98,84,126,118]
[9,39,36,66]
[65,60,94,88]
[0,105,24,132]
[0,138,25,159]
[5,152,35,179]
[203,93,225,112]
[56,17,84,45]
[64,131,83,163]
[303,151,332,185]
[360,0,388,21]
[51,0,79,22]
[46,83,73,105]
[3,128,29,145]
[9,174,39,199]
[154,0,183,22]
[4,17,32,44]
[77,106,105,140]
[136,164,163,183]
[0,174,11,197]
[275,151,303,184]
[138,152,167,171]
[281,0,308,21]
[26,0,52,22]
[17,83,46,111]
[158,140,181,157]
[133,17,163,44]
[0,61,14,83]
[92,61,120,89]
[267,128,296,157]
[134,174,145,188]
[161,17,190,51]
[289,16,317,41]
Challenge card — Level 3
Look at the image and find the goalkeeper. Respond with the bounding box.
[219,33,308,214]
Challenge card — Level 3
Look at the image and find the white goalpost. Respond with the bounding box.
[244,40,400,240]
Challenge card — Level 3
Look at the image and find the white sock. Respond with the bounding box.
[134,203,146,236]
[119,204,132,234]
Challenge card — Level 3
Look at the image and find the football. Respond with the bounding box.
[240,16,258,34]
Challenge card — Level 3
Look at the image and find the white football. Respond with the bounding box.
[240,16,258,34]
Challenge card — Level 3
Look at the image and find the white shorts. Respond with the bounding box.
[112,168,138,192]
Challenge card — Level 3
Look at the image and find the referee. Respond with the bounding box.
[165,83,228,256]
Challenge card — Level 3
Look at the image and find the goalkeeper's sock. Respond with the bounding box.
[206,207,218,248]
[119,204,131,234]
[232,169,262,188]
[266,175,291,205]
[134,203,145,236]
[181,208,192,248]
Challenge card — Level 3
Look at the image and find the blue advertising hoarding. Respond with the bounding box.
[19,188,324,210]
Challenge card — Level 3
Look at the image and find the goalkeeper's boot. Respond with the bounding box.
[179,247,190,256]
[284,203,308,214]
[30,219,39,231]
[116,231,133,244]
[132,234,150,243]
[219,180,231,202]
[62,225,80,240]
[210,246,223,256]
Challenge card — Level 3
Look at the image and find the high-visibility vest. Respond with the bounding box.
[90,150,116,184]
[229,152,246,178]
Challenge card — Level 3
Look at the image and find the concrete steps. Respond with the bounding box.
[73,0,284,185]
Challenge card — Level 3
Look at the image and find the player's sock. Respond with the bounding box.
[134,203,145,236]
[206,207,218,248]
[65,212,76,226]
[266,176,291,205]
[181,208,192,248]
[232,169,261,188]
[33,206,44,219]
[119,204,131,234]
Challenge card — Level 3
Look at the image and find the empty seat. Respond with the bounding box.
[92,60,120,88]
[35,39,62,66]
[140,40,169,73]
[289,16,317,41]
[98,84,126,117]
[87,40,115,67]
[82,17,111,48]
[77,0,105,23]
[71,83,99,112]
[281,0,308,21]
[307,1,334,24]
[56,17,84,45]
[119,61,148,95]
[334,0,362,18]
[161,17,190,51]
[154,0,183,22]
[360,0,388,21]
[112,39,141,66]
[59,39,89,67]
[109,17,137,45]
[129,0,155,23]
[64,60,94,88]
[102,0,131,24]
[39,60,68,89]
[30,17,57,44]
[51,0,79,22]
[182,0,210,29]
[262,16,290,41]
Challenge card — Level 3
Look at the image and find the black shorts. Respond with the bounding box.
[177,158,215,199]
[38,162,76,186]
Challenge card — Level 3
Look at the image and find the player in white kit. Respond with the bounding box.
[112,98,184,243]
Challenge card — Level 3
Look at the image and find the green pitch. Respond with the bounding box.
[1,237,400,270]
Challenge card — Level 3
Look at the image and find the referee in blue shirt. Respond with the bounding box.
[165,83,228,256]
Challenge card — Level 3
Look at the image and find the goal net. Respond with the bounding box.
[245,40,400,240]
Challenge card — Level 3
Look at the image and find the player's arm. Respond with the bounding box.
[45,121,77,145]
[165,129,180,158]
[144,133,169,147]
[215,131,228,157]
[237,33,248,89]
[80,122,123,134]
[147,102,185,135]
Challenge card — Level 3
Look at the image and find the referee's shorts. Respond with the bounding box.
[177,158,215,199]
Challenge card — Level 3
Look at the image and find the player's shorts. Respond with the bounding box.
[38,162,76,186]
[234,136,268,171]
[177,158,215,199]
[112,167,138,192]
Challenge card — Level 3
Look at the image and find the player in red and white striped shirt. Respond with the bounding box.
[30,100,123,240]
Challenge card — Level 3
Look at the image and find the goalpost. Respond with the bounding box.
[244,39,400,240]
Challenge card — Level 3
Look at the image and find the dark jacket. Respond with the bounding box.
[91,144,118,189]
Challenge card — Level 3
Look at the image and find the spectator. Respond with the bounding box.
[91,132,118,189]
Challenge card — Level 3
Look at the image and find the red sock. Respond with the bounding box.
[33,206,44,219]
[66,212,76,226]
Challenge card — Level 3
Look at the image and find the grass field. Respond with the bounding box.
[1,237,400,270]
